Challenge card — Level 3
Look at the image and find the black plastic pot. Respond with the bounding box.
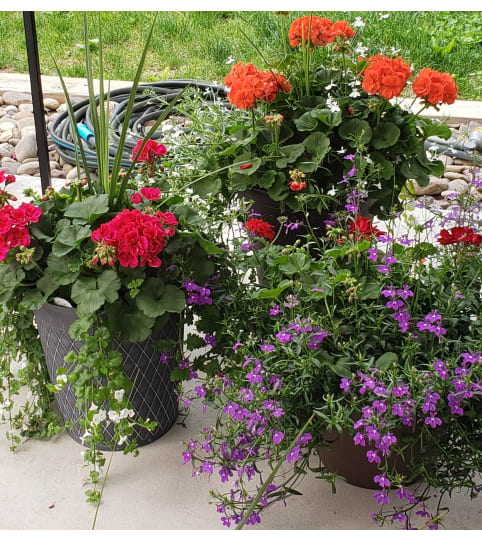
[34,303,179,450]
[239,188,330,246]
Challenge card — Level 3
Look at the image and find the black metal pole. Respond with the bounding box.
[23,11,51,193]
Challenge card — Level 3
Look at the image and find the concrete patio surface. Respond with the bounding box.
[1,178,481,531]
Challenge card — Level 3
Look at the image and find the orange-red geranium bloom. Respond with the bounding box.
[349,215,384,240]
[289,15,335,47]
[331,20,355,41]
[412,68,458,105]
[289,180,307,191]
[361,54,412,100]
[224,62,291,110]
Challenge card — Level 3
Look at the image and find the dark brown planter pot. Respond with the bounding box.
[318,427,419,490]
[239,188,375,246]
[34,303,179,450]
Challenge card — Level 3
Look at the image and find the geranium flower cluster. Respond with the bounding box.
[224,62,291,110]
[361,54,412,100]
[288,15,355,47]
[412,67,458,106]
[340,350,481,528]
[0,172,42,261]
[131,139,167,164]
[349,214,385,240]
[244,217,275,242]
[91,208,176,268]
[438,226,482,246]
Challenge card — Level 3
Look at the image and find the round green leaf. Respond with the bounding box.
[338,119,372,145]
[371,122,401,149]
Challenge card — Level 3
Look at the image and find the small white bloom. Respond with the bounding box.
[108,410,121,424]
[56,374,68,385]
[118,435,128,446]
[354,42,368,56]
[349,89,361,98]
[336,147,347,154]
[89,403,98,412]
[365,156,373,164]
[349,79,361,87]
[4,400,11,408]
[379,13,390,20]
[390,47,401,55]
[327,188,337,196]
[119,408,134,419]
[428,144,440,153]
[80,430,91,444]
[114,389,125,401]
[326,98,340,113]
[325,81,336,90]
[91,409,107,426]
[225,55,235,65]
[352,17,365,28]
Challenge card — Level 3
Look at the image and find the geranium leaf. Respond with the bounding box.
[371,122,401,149]
[63,194,109,223]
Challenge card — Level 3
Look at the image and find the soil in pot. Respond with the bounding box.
[34,303,179,450]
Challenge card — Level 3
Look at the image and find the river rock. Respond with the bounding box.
[43,97,60,111]
[21,126,36,137]
[470,187,482,201]
[444,171,468,180]
[4,105,18,114]
[51,169,65,178]
[0,160,19,174]
[8,138,20,146]
[17,116,35,130]
[445,165,468,173]
[2,91,31,106]
[17,161,41,175]
[447,179,468,193]
[18,103,33,113]
[438,154,454,166]
[410,177,449,196]
[14,133,37,162]
[13,110,33,121]
[66,167,84,180]
[0,143,15,158]
[0,118,17,131]
[0,95,3,105]
[62,163,74,174]
[0,131,13,143]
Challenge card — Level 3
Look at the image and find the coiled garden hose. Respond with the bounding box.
[50,79,228,170]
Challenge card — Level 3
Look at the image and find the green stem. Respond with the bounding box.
[235,413,315,530]
[91,450,114,530]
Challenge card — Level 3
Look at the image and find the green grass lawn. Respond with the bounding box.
[0,11,481,100]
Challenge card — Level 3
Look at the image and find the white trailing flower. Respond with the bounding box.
[108,410,121,424]
[80,430,92,444]
[326,98,340,113]
[91,409,107,426]
[114,389,125,402]
[89,403,98,412]
[349,89,361,98]
[354,42,368,56]
[118,435,128,446]
[352,16,365,28]
[119,408,135,419]
[56,374,68,385]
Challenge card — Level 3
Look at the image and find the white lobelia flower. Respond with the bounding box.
[352,17,365,28]
[327,188,337,196]
[326,98,340,113]
[225,55,235,65]
[354,42,368,56]
[325,81,337,90]
[379,13,390,20]
[349,89,361,98]
[114,389,125,401]
[336,146,347,154]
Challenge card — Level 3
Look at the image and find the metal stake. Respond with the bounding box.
[23,11,51,193]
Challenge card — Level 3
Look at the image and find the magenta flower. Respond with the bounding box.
[286,446,301,463]
[272,431,285,445]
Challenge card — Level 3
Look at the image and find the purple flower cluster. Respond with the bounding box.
[182,279,213,305]
[344,188,365,213]
[416,309,446,340]
[381,285,413,333]
[378,251,397,274]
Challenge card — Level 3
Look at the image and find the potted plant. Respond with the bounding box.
[180,160,481,529]
[0,13,229,504]
[166,13,458,244]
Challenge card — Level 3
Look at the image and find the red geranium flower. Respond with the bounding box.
[289,15,335,47]
[224,62,291,110]
[438,226,481,246]
[289,180,307,191]
[244,218,275,242]
[412,68,458,106]
[140,187,162,201]
[361,54,412,100]
[331,20,355,41]
[349,215,384,240]
[132,139,167,164]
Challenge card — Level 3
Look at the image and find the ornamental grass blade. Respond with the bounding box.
[51,56,93,191]
[109,13,158,204]
[115,87,186,207]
